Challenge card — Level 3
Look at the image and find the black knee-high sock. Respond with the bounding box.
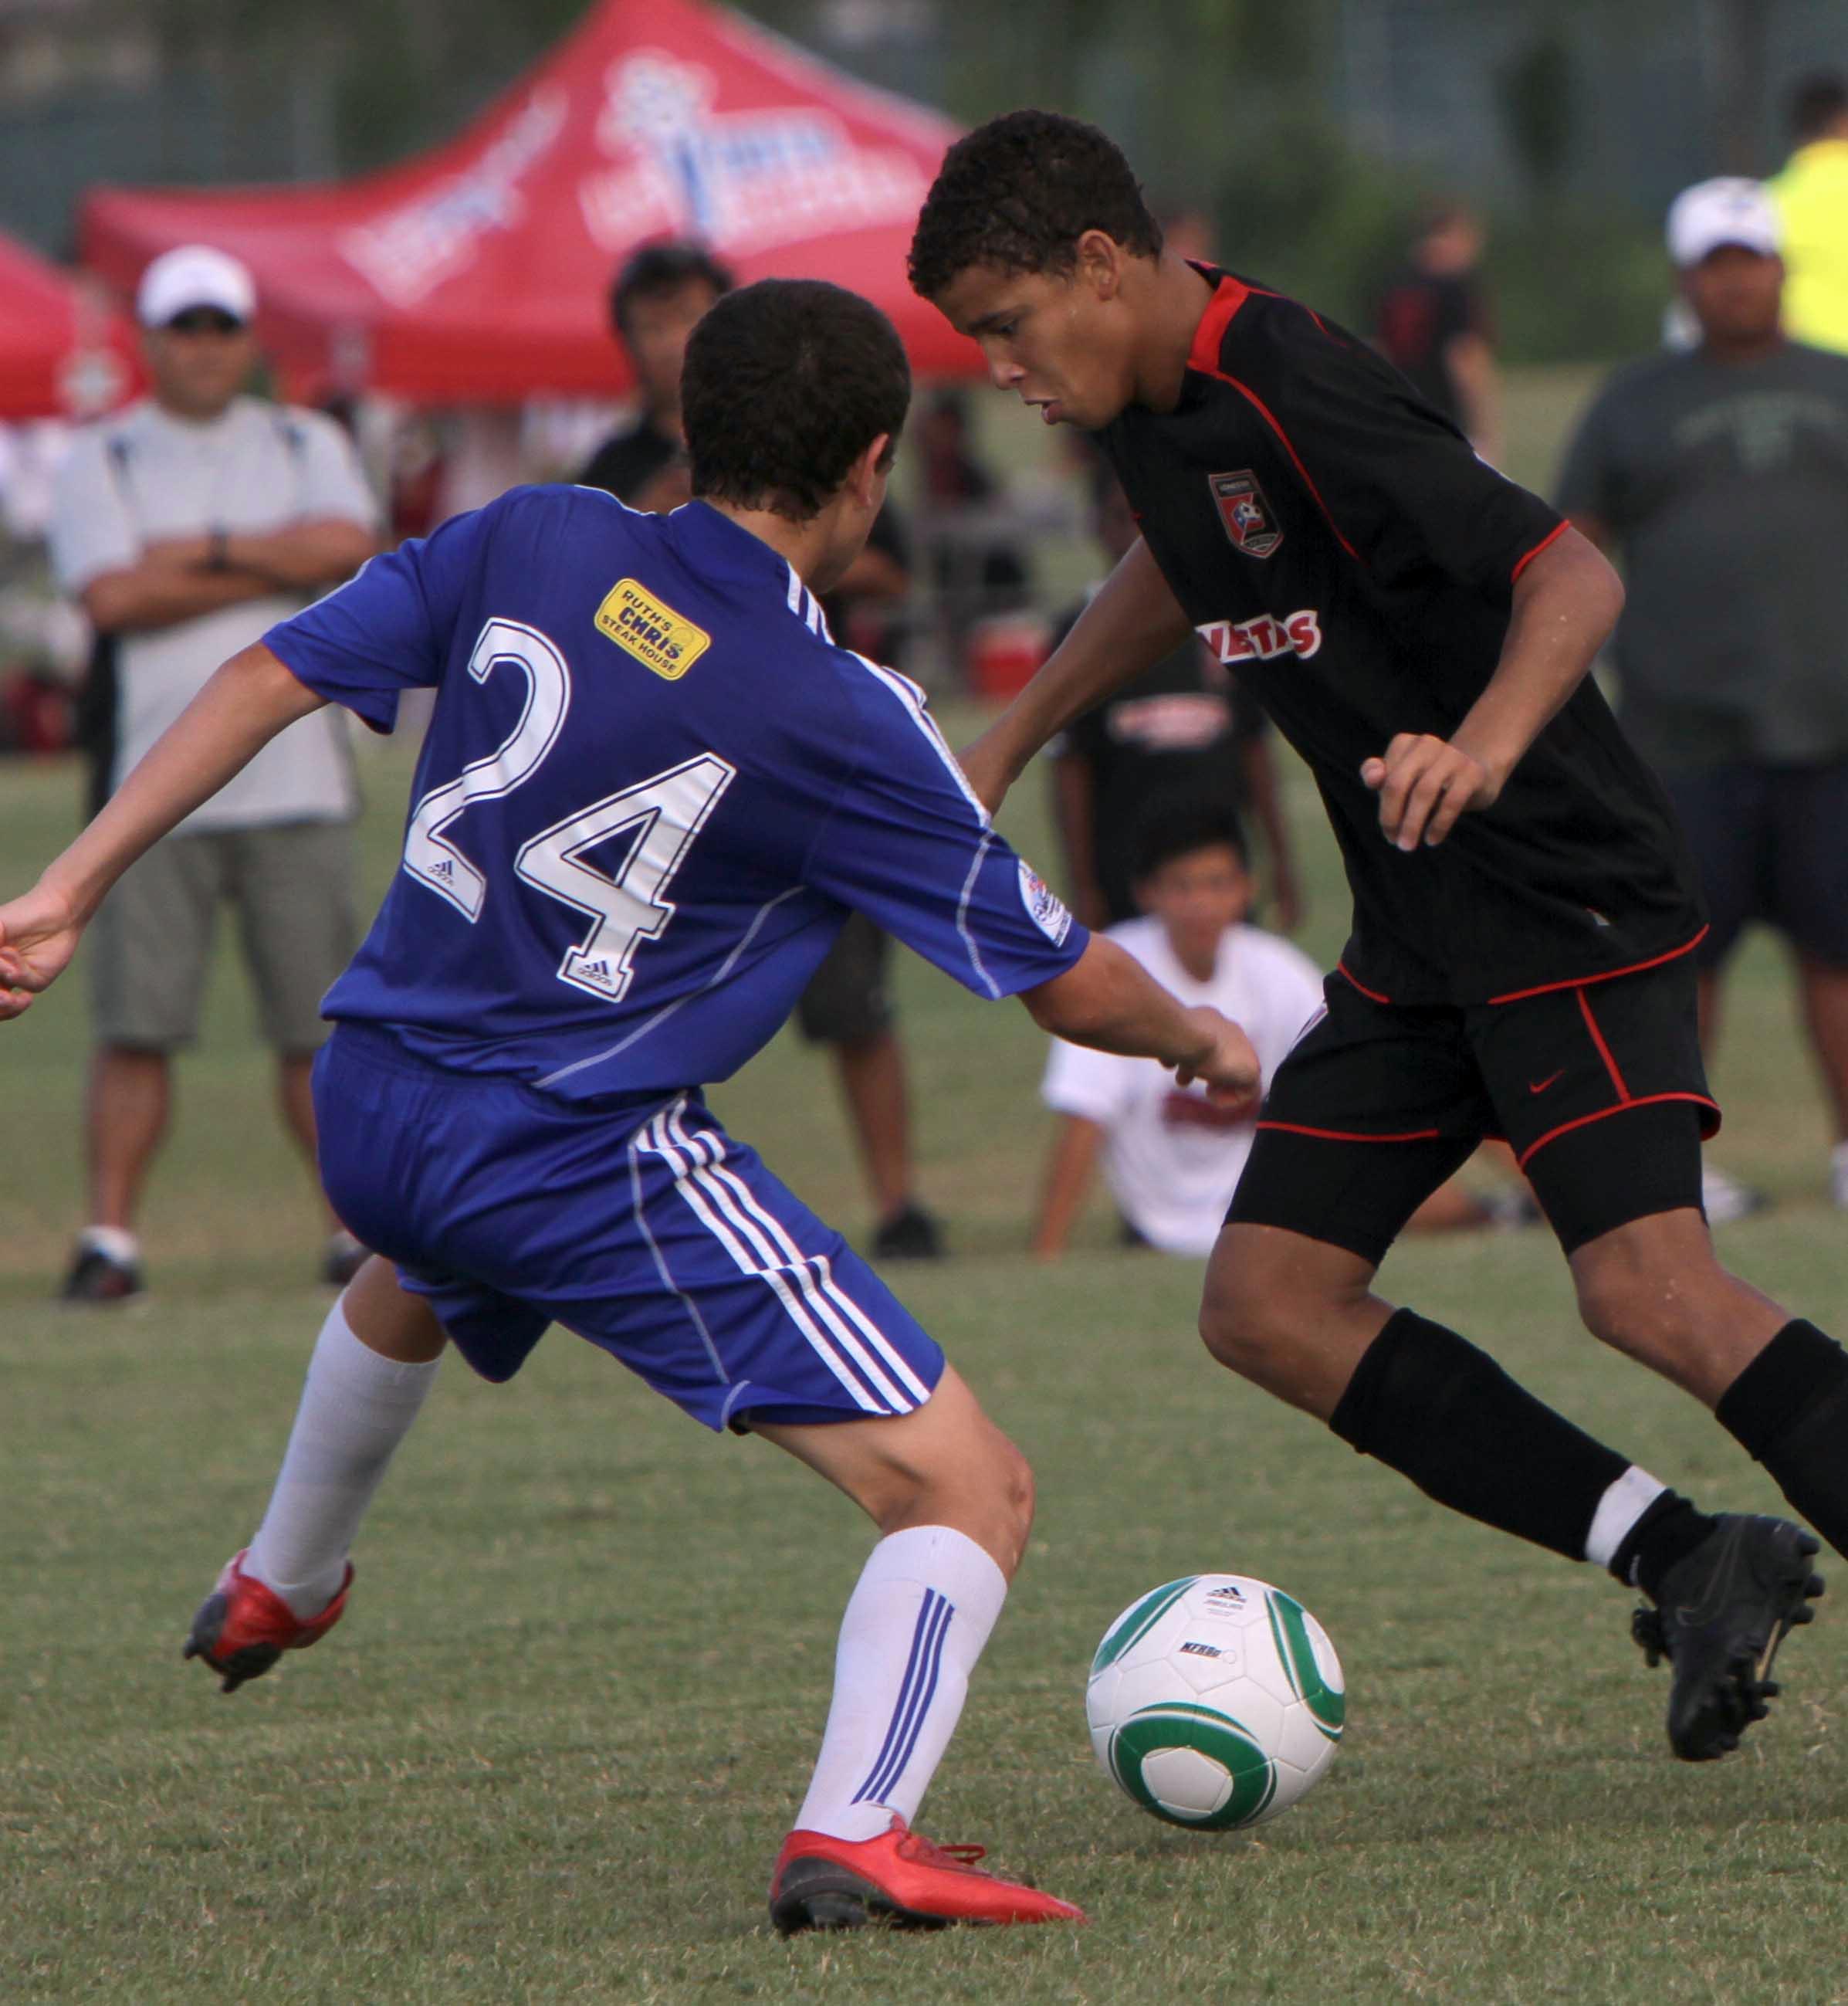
[1331,1309,1711,1591]
[1716,1320,1848,1560]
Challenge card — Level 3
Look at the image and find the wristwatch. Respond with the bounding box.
[206,526,230,572]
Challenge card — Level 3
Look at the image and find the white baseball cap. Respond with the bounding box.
[136,244,257,327]
[1666,178,1782,268]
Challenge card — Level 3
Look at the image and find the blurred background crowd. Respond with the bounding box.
[8,0,1848,1296]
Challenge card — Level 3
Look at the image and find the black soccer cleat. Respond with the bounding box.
[1632,1513,1824,1760]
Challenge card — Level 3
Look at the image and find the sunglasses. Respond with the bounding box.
[163,308,247,336]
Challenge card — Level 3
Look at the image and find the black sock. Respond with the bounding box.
[1716,1319,1848,1560]
[1329,1309,1633,1563]
[1608,1490,1714,1601]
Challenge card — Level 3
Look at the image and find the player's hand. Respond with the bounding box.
[955,727,1022,817]
[0,881,83,1021]
[1360,734,1501,852]
[1173,1005,1262,1116]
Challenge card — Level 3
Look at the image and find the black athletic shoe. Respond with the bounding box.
[58,1242,144,1305]
[872,1203,945,1261]
[1632,1513,1824,1760]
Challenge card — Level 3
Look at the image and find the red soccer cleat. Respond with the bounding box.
[768,1814,1087,1933]
[182,1548,353,1694]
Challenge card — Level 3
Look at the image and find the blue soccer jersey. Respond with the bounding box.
[266,488,1088,1100]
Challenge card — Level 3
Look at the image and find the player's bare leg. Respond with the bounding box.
[1569,1208,1783,1404]
[184,1257,444,1690]
[1572,1208,1848,1557]
[1199,1218,1823,1758]
[755,1367,1084,1930]
[1196,1224,1388,1420]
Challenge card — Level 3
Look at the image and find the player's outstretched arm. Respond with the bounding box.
[0,643,324,1020]
[960,536,1192,813]
[1362,525,1623,852]
[1022,934,1259,1108]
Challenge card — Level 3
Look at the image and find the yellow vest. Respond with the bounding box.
[1771,139,1848,354]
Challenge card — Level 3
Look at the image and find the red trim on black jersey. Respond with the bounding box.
[1184,275,1363,564]
[1516,1093,1721,1171]
[1511,519,1569,583]
[1257,1120,1444,1144]
[1576,987,1631,1102]
[1187,274,1251,374]
[1191,362,1364,564]
[1484,927,1708,1006]
[1337,961,1392,1005]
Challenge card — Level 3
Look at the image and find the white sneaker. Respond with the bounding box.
[1701,1163,1770,1225]
[1831,1143,1848,1210]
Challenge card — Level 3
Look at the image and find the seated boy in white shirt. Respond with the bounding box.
[1034,798,1490,1257]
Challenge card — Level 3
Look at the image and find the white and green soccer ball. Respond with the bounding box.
[1086,1573,1345,1830]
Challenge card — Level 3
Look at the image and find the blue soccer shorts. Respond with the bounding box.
[313,1024,944,1432]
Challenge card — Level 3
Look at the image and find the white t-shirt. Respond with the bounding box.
[1041,917,1325,1257]
[49,395,378,833]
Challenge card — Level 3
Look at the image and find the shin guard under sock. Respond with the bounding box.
[1716,1319,1848,1559]
[1330,1309,1640,1563]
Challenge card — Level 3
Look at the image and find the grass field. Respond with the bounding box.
[5,375,1848,2001]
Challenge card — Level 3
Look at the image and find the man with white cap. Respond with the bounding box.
[48,244,380,1301]
[1559,179,1848,1215]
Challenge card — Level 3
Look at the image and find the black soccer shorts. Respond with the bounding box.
[1227,955,1719,1260]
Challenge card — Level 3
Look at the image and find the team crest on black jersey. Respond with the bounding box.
[1209,470,1283,559]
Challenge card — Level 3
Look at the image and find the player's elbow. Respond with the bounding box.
[1021,961,1102,1041]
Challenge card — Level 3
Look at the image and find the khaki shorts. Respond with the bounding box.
[89,820,359,1054]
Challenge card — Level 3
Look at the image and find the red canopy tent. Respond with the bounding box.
[81,0,981,403]
[0,230,137,419]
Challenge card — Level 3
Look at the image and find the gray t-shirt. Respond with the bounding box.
[1557,341,1848,768]
[50,396,378,832]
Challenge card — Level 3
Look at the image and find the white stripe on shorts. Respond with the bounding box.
[640,1106,904,1415]
[665,1102,932,1407]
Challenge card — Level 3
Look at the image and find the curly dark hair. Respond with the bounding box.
[610,239,733,340]
[683,279,910,522]
[908,110,1163,300]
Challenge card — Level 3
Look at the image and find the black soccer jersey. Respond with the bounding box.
[1098,268,1704,1006]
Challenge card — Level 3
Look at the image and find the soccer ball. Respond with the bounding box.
[1085,1573,1345,1830]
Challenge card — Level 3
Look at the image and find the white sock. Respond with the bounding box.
[792,1525,1008,1844]
[245,1299,439,1618]
[80,1225,140,1265]
[1584,1464,1668,1571]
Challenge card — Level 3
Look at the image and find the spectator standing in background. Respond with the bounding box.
[1049,463,1300,932]
[1558,178,1848,1216]
[578,241,733,512]
[49,245,379,1301]
[1372,202,1502,464]
[580,241,943,1260]
[1770,73,1848,356]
